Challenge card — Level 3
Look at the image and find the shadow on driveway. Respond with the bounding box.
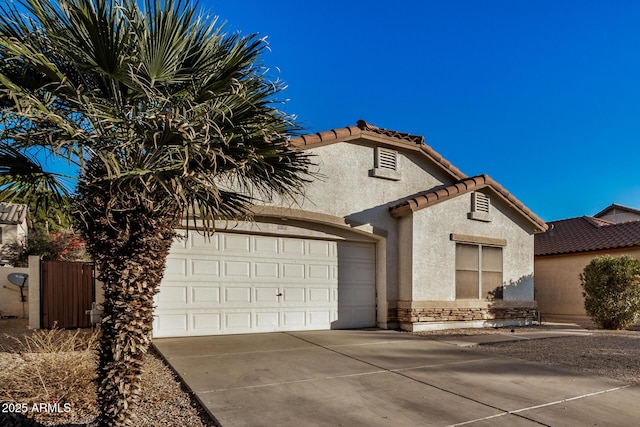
[154,329,640,426]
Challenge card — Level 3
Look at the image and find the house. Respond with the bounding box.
[594,203,640,223]
[0,202,28,262]
[152,120,547,337]
[534,209,640,321]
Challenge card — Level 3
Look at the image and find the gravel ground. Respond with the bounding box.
[415,324,640,386]
[0,318,215,427]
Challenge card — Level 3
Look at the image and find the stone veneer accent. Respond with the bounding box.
[390,300,538,329]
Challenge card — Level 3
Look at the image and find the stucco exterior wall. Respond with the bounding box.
[0,266,29,318]
[534,248,640,316]
[409,190,535,302]
[268,140,454,303]
[597,211,640,224]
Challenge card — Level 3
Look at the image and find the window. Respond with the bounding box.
[455,243,503,299]
[370,146,401,180]
[468,192,492,222]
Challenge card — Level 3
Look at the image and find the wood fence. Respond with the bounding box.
[41,261,95,329]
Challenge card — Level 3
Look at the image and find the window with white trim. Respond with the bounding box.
[455,243,503,300]
[370,146,401,180]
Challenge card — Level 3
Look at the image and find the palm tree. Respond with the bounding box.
[0,0,312,424]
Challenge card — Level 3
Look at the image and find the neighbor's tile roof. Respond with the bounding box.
[0,203,28,224]
[389,174,547,232]
[534,216,640,256]
[290,120,466,180]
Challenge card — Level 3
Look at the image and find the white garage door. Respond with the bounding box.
[153,231,376,337]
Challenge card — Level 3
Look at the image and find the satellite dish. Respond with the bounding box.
[8,273,28,288]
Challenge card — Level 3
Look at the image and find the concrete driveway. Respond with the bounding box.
[154,329,640,426]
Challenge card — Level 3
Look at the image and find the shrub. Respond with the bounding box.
[0,326,99,424]
[580,255,640,329]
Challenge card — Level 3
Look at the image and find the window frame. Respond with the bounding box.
[455,242,504,300]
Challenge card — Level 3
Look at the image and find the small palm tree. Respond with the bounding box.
[0,0,312,424]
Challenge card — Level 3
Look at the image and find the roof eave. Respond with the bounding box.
[389,174,548,233]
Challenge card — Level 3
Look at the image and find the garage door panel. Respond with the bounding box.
[222,234,251,252]
[309,264,331,279]
[155,313,188,334]
[254,236,279,253]
[157,285,187,305]
[282,263,305,279]
[223,261,251,277]
[282,238,305,255]
[224,287,251,303]
[191,259,219,277]
[339,242,375,260]
[256,312,279,327]
[191,286,220,303]
[283,288,305,302]
[155,233,376,337]
[225,312,251,329]
[256,287,279,302]
[188,233,219,251]
[284,311,306,326]
[308,240,332,257]
[192,313,221,331]
[309,311,331,326]
[254,262,279,278]
[309,288,331,302]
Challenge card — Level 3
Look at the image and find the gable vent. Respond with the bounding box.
[377,147,398,171]
[473,192,490,213]
[371,146,401,180]
[468,192,492,222]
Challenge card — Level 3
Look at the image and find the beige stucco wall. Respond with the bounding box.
[0,266,29,318]
[267,140,455,304]
[597,211,640,223]
[405,190,535,302]
[534,248,640,316]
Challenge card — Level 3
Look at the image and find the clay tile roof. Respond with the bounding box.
[355,120,425,144]
[535,216,640,256]
[0,203,28,224]
[290,120,466,181]
[389,174,547,233]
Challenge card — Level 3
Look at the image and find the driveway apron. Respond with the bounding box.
[154,329,640,426]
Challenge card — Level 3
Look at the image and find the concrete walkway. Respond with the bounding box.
[154,329,639,426]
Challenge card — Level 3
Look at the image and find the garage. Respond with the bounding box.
[153,231,376,337]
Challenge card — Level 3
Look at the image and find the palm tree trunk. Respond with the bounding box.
[76,186,178,426]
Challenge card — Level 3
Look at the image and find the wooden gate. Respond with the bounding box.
[41,261,95,329]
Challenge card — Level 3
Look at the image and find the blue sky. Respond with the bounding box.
[205,0,640,222]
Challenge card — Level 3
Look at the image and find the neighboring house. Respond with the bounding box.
[153,120,547,337]
[0,202,28,262]
[534,211,640,320]
[594,203,640,223]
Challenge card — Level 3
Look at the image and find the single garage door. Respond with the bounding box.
[153,231,376,337]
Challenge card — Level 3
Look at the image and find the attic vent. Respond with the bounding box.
[468,192,492,222]
[377,147,397,170]
[370,147,401,180]
[473,192,490,213]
